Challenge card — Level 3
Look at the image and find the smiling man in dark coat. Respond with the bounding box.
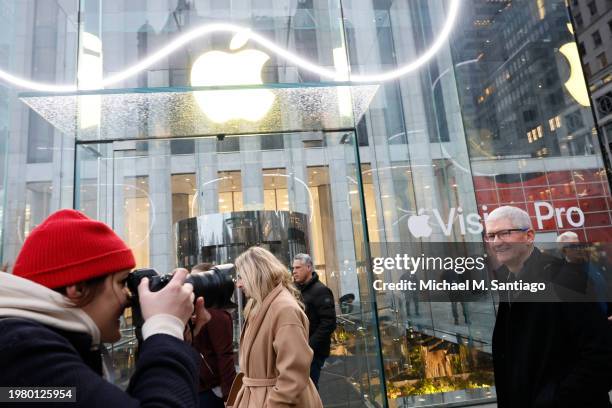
[485,205,612,408]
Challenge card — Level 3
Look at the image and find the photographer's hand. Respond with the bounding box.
[138,268,195,325]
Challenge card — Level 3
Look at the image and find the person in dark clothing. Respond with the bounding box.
[191,263,236,408]
[440,268,470,325]
[339,293,355,314]
[485,206,612,408]
[399,271,420,318]
[292,253,337,388]
[557,232,612,318]
[0,209,210,407]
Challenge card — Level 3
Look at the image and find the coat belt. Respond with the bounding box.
[242,376,277,387]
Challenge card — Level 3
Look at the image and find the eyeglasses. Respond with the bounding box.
[484,228,529,242]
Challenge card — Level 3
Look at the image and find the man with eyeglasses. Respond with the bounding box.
[557,231,591,265]
[485,206,612,408]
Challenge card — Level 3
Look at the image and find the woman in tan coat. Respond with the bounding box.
[227,246,323,408]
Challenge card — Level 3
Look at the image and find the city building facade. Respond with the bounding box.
[0,0,611,407]
[570,0,612,170]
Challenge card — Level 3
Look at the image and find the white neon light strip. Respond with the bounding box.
[0,0,460,93]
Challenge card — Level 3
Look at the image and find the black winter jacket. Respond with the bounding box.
[0,318,200,407]
[493,248,612,408]
[298,272,337,358]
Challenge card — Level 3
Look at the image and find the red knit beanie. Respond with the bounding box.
[13,209,136,289]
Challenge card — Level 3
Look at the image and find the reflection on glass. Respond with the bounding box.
[24,182,52,238]
[123,176,149,268]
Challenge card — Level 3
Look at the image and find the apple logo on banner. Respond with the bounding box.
[190,30,275,123]
[407,209,433,238]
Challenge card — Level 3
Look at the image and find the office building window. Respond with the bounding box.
[598,52,608,69]
[579,41,586,56]
[575,12,583,27]
[593,30,602,47]
[588,1,598,15]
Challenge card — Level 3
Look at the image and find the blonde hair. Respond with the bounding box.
[235,246,303,320]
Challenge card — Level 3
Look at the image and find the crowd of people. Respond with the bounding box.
[0,209,336,407]
[1,206,612,407]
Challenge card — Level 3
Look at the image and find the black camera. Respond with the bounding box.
[126,264,237,343]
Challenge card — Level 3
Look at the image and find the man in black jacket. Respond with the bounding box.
[292,253,336,388]
[485,206,612,408]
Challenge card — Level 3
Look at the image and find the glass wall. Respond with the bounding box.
[77,0,349,90]
[0,0,78,260]
[1,0,611,407]
[74,131,387,405]
[339,0,610,405]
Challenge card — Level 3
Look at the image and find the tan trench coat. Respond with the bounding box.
[229,284,323,408]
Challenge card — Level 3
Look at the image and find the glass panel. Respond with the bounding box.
[0,1,78,263]
[0,3,12,255]
[74,131,383,406]
[76,0,349,89]
[17,0,373,142]
[75,143,113,223]
[341,0,498,405]
[23,182,53,237]
[339,0,611,406]
[20,83,379,140]
[345,133,388,406]
[451,0,611,244]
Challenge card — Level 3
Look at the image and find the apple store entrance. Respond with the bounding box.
[73,129,386,406]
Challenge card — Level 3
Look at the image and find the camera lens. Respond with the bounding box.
[186,264,236,309]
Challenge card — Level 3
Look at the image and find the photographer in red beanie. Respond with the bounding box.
[0,209,210,407]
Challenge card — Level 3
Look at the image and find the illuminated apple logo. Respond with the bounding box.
[559,23,590,107]
[190,31,275,123]
[407,210,433,238]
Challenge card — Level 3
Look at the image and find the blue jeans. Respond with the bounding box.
[198,389,224,408]
[310,355,326,388]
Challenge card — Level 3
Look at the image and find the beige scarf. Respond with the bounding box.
[0,272,101,345]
